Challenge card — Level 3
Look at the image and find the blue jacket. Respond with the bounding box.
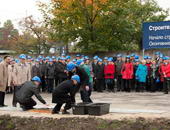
[135,64,148,83]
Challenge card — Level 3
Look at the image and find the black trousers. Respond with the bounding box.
[41,76,46,92]
[122,79,132,92]
[47,79,54,93]
[59,78,67,84]
[80,84,93,103]
[93,78,97,91]
[0,91,5,106]
[12,86,21,107]
[105,79,114,92]
[163,78,170,94]
[151,78,156,92]
[19,98,37,109]
[117,75,122,91]
[138,82,146,92]
[96,79,104,92]
[53,102,72,113]
[55,76,59,87]
[146,76,151,91]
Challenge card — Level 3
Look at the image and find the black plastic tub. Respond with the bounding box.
[88,103,110,116]
[72,103,92,115]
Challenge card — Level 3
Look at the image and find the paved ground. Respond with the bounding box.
[1,92,170,120]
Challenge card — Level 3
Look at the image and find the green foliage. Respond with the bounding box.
[39,0,169,53]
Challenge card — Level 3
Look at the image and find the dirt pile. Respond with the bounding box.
[1,115,170,130]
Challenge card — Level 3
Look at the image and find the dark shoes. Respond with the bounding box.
[62,110,70,114]
[21,106,34,111]
[0,104,8,107]
[51,111,59,114]
[51,110,70,114]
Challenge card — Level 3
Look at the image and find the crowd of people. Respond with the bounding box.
[0,51,170,113]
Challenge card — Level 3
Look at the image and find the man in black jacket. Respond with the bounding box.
[39,58,47,92]
[92,56,98,91]
[31,59,41,78]
[95,59,104,92]
[55,58,67,84]
[52,75,80,114]
[16,76,47,111]
[45,59,55,93]
[67,63,92,103]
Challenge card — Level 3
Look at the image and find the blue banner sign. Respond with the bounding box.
[143,21,170,49]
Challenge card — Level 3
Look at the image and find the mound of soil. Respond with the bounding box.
[1,115,170,130]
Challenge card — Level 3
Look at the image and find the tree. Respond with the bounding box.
[39,0,169,53]
[18,16,51,54]
[0,20,19,49]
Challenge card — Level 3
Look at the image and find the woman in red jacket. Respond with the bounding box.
[121,56,134,92]
[161,56,170,94]
[104,58,115,92]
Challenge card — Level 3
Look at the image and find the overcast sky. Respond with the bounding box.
[0,0,169,29]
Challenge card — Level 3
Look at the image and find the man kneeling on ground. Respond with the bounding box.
[16,76,48,111]
[52,75,80,114]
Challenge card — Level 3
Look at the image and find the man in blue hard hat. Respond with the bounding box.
[45,58,55,93]
[31,59,41,78]
[39,57,48,92]
[55,57,67,84]
[67,62,92,103]
[12,54,31,107]
[115,54,123,91]
[92,56,98,91]
[52,75,80,114]
[16,76,48,111]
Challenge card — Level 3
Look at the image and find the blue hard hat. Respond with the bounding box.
[117,54,122,57]
[66,56,71,59]
[104,57,108,60]
[148,56,152,59]
[98,58,103,62]
[143,56,148,60]
[38,56,43,59]
[159,54,164,58]
[130,53,135,57]
[61,57,66,60]
[84,56,89,60]
[135,55,139,59]
[27,56,32,59]
[58,57,61,60]
[163,56,170,60]
[61,53,66,56]
[67,62,76,71]
[46,56,50,60]
[93,56,98,60]
[71,75,80,83]
[126,55,130,59]
[76,59,84,66]
[72,59,77,62]
[19,54,26,59]
[108,57,113,62]
[52,56,56,59]
[35,59,40,62]
[15,59,19,63]
[49,58,53,62]
[32,76,41,83]
[155,52,160,55]
[76,54,81,57]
